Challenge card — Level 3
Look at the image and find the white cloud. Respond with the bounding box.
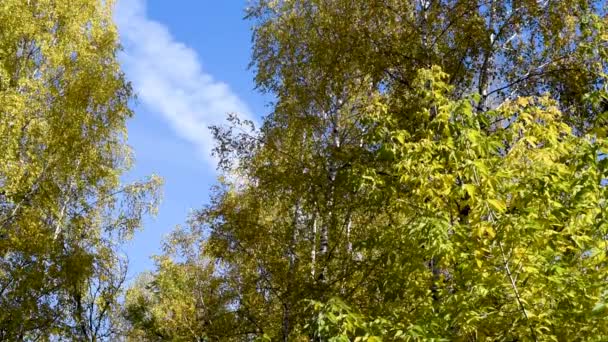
[114,0,255,166]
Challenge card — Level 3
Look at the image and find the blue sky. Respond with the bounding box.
[114,0,266,277]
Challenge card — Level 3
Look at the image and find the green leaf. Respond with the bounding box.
[592,303,607,316]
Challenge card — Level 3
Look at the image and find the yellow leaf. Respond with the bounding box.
[487,199,506,212]
[486,226,496,239]
[463,184,476,197]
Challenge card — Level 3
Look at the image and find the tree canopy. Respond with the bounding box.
[0,0,161,340]
[123,0,608,341]
[2,0,608,341]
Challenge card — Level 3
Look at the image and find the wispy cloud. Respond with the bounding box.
[114,0,254,166]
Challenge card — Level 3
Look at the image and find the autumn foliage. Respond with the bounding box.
[2,0,608,341]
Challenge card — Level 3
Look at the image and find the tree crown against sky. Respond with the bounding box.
[0,0,161,340]
[1,0,608,340]
[124,0,608,341]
